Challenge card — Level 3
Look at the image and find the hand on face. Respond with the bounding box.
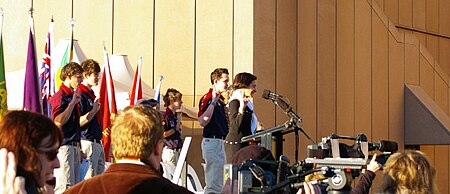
[70,87,81,106]
[0,148,26,194]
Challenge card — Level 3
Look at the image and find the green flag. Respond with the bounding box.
[0,13,8,120]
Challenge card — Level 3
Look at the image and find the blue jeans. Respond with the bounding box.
[202,138,225,194]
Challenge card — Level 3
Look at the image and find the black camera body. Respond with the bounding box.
[234,134,398,194]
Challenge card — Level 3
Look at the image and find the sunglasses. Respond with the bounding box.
[38,149,58,161]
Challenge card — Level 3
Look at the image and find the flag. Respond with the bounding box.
[99,45,117,160]
[55,18,74,90]
[154,75,164,107]
[23,16,43,113]
[0,11,7,120]
[39,18,54,117]
[129,57,142,105]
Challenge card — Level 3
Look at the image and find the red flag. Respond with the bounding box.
[99,45,117,160]
[129,57,142,105]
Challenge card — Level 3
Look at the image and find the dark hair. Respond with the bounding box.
[232,145,275,165]
[81,59,101,77]
[163,88,182,107]
[136,99,158,108]
[210,68,229,85]
[0,111,63,188]
[232,72,257,90]
[60,62,82,81]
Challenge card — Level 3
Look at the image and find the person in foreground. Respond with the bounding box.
[64,105,192,194]
[377,150,438,194]
[298,150,438,194]
[0,111,63,194]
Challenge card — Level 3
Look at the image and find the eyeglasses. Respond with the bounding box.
[38,149,58,161]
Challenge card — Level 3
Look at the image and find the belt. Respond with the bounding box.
[67,141,81,147]
[203,135,225,140]
[82,139,102,144]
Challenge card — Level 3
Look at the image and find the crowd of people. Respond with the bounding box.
[0,66,441,194]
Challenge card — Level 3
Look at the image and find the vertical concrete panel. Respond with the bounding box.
[404,33,420,85]
[114,1,154,86]
[374,0,384,10]
[420,54,434,98]
[388,34,405,148]
[317,0,336,139]
[154,0,195,104]
[426,0,439,33]
[298,0,317,158]
[337,0,355,136]
[372,13,389,141]
[253,0,276,128]
[435,72,449,114]
[74,0,112,63]
[384,0,399,24]
[439,38,450,77]
[196,0,232,97]
[435,145,449,194]
[276,0,297,159]
[399,0,413,27]
[412,0,426,30]
[34,1,72,71]
[3,1,69,72]
[439,0,450,36]
[355,0,372,139]
[234,0,253,74]
[413,31,426,45]
[426,35,439,64]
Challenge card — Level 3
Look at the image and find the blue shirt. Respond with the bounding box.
[51,84,81,145]
[78,84,102,142]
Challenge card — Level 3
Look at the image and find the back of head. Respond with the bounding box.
[379,150,438,194]
[232,145,274,165]
[136,98,158,109]
[0,111,62,186]
[210,68,229,85]
[163,88,182,107]
[111,105,163,160]
[60,62,83,81]
[232,72,257,90]
[80,59,101,76]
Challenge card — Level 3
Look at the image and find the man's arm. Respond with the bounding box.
[198,103,215,127]
[80,101,100,127]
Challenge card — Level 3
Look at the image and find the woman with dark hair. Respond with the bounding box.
[224,72,259,163]
[0,111,63,194]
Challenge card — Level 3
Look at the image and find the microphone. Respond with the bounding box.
[262,89,282,100]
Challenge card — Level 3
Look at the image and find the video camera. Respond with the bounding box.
[231,133,398,194]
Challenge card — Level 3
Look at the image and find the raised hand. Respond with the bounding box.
[0,148,26,194]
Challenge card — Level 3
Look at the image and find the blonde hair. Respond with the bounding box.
[379,150,439,194]
[111,105,163,160]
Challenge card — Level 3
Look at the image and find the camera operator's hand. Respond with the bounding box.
[366,153,381,173]
[297,182,322,194]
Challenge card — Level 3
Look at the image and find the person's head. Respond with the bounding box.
[81,59,101,87]
[379,150,438,194]
[232,72,257,97]
[60,62,83,89]
[210,68,229,93]
[232,145,275,165]
[136,98,159,110]
[0,111,62,188]
[111,105,164,169]
[163,88,183,110]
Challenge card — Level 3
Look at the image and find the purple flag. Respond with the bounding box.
[23,20,42,113]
